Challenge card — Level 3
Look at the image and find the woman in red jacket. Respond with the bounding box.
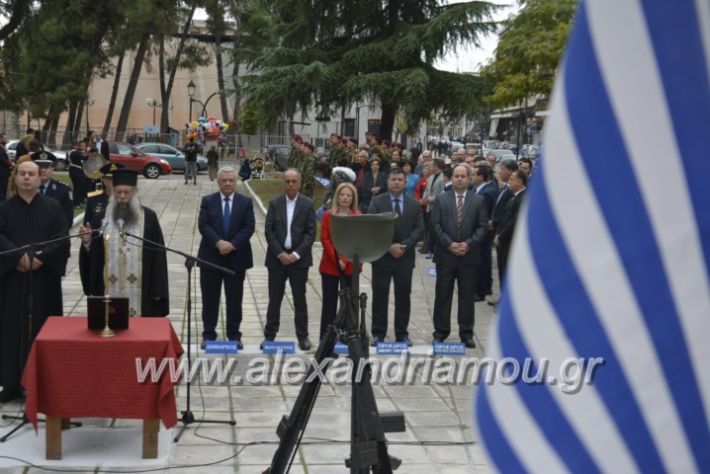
[318,182,360,340]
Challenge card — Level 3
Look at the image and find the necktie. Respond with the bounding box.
[393,198,402,216]
[356,167,365,187]
[41,184,47,195]
[456,194,464,240]
[223,197,231,237]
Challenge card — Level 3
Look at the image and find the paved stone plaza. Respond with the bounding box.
[0,169,497,473]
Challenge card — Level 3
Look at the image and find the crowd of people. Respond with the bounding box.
[0,129,531,403]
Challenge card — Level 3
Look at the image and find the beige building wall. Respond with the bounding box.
[82,45,233,136]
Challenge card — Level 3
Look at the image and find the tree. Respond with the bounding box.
[0,0,31,41]
[237,0,499,140]
[483,0,577,108]
[205,0,231,122]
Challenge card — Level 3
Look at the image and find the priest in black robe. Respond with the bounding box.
[0,161,69,402]
[78,169,169,317]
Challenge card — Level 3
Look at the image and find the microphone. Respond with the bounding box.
[99,217,109,236]
[91,218,109,238]
[116,218,125,239]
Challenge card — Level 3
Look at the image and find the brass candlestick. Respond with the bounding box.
[99,295,115,338]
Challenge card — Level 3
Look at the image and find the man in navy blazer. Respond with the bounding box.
[198,167,255,349]
[431,164,488,348]
[367,168,424,346]
[263,169,316,350]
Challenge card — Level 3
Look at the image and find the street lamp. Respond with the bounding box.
[86,98,95,136]
[146,97,159,126]
[187,80,196,121]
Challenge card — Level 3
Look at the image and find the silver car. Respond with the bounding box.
[136,143,207,173]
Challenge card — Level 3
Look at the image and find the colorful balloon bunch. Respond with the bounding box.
[186,115,230,142]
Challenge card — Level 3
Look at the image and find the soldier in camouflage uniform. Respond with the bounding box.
[345,137,358,164]
[299,142,316,198]
[327,133,348,171]
[288,134,305,171]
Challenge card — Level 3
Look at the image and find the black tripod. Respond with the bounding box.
[264,254,403,473]
[0,232,88,442]
[120,230,237,442]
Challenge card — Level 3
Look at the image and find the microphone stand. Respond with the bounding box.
[120,230,237,442]
[0,230,92,442]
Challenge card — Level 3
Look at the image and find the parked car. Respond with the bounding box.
[136,143,207,173]
[6,140,68,170]
[485,149,516,162]
[108,142,172,179]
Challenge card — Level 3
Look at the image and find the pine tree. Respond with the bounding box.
[237,0,498,140]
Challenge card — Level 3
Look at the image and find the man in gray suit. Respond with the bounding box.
[367,168,425,346]
[264,169,317,350]
[430,164,488,347]
[420,158,446,258]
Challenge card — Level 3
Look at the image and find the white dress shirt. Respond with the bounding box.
[283,194,300,260]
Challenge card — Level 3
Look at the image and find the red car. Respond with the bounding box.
[108,142,172,179]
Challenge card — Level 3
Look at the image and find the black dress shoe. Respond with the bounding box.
[260,337,275,350]
[0,388,21,403]
[371,336,384,347]
[200,339,214,350]
[298,337,312,351]
[461,337,476,348]
[396,337,413,347]
[229,339,244,350]
[473,295,485,302]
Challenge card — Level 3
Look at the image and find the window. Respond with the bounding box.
[141,145,159,153]
[117,144,133,155]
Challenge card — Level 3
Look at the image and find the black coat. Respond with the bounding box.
[367,192,425,269]
[264,194,316,268]
[431,190,488,266]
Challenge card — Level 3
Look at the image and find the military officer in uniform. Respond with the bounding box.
[82,162,123,231]
[33,152,73,231]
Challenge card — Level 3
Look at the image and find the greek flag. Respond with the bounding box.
[475,0,710,472]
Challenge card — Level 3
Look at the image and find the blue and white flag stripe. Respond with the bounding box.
[475,0,710,472]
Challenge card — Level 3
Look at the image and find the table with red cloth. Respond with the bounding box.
[21,316,184,459]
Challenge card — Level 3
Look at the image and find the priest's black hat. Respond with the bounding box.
[112,169,138,186]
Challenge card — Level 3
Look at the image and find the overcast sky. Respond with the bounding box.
[434,0,519,73]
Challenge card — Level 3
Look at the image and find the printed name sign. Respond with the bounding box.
[262,341,296,354]
[432,342,466,356]
[376,341,409,355]
[204,341,239,354]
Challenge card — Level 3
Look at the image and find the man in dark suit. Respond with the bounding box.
[97,133,110,162]
[198,166,255,349]
[264,169,316,350]
[495,170,527,286]
[488,159,517,305]
[367,168,424,346]
[0,133,11,201]
[472,162,498,301]
[431,164,488,348]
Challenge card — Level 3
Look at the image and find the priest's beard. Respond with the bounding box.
[110,194,141,228]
